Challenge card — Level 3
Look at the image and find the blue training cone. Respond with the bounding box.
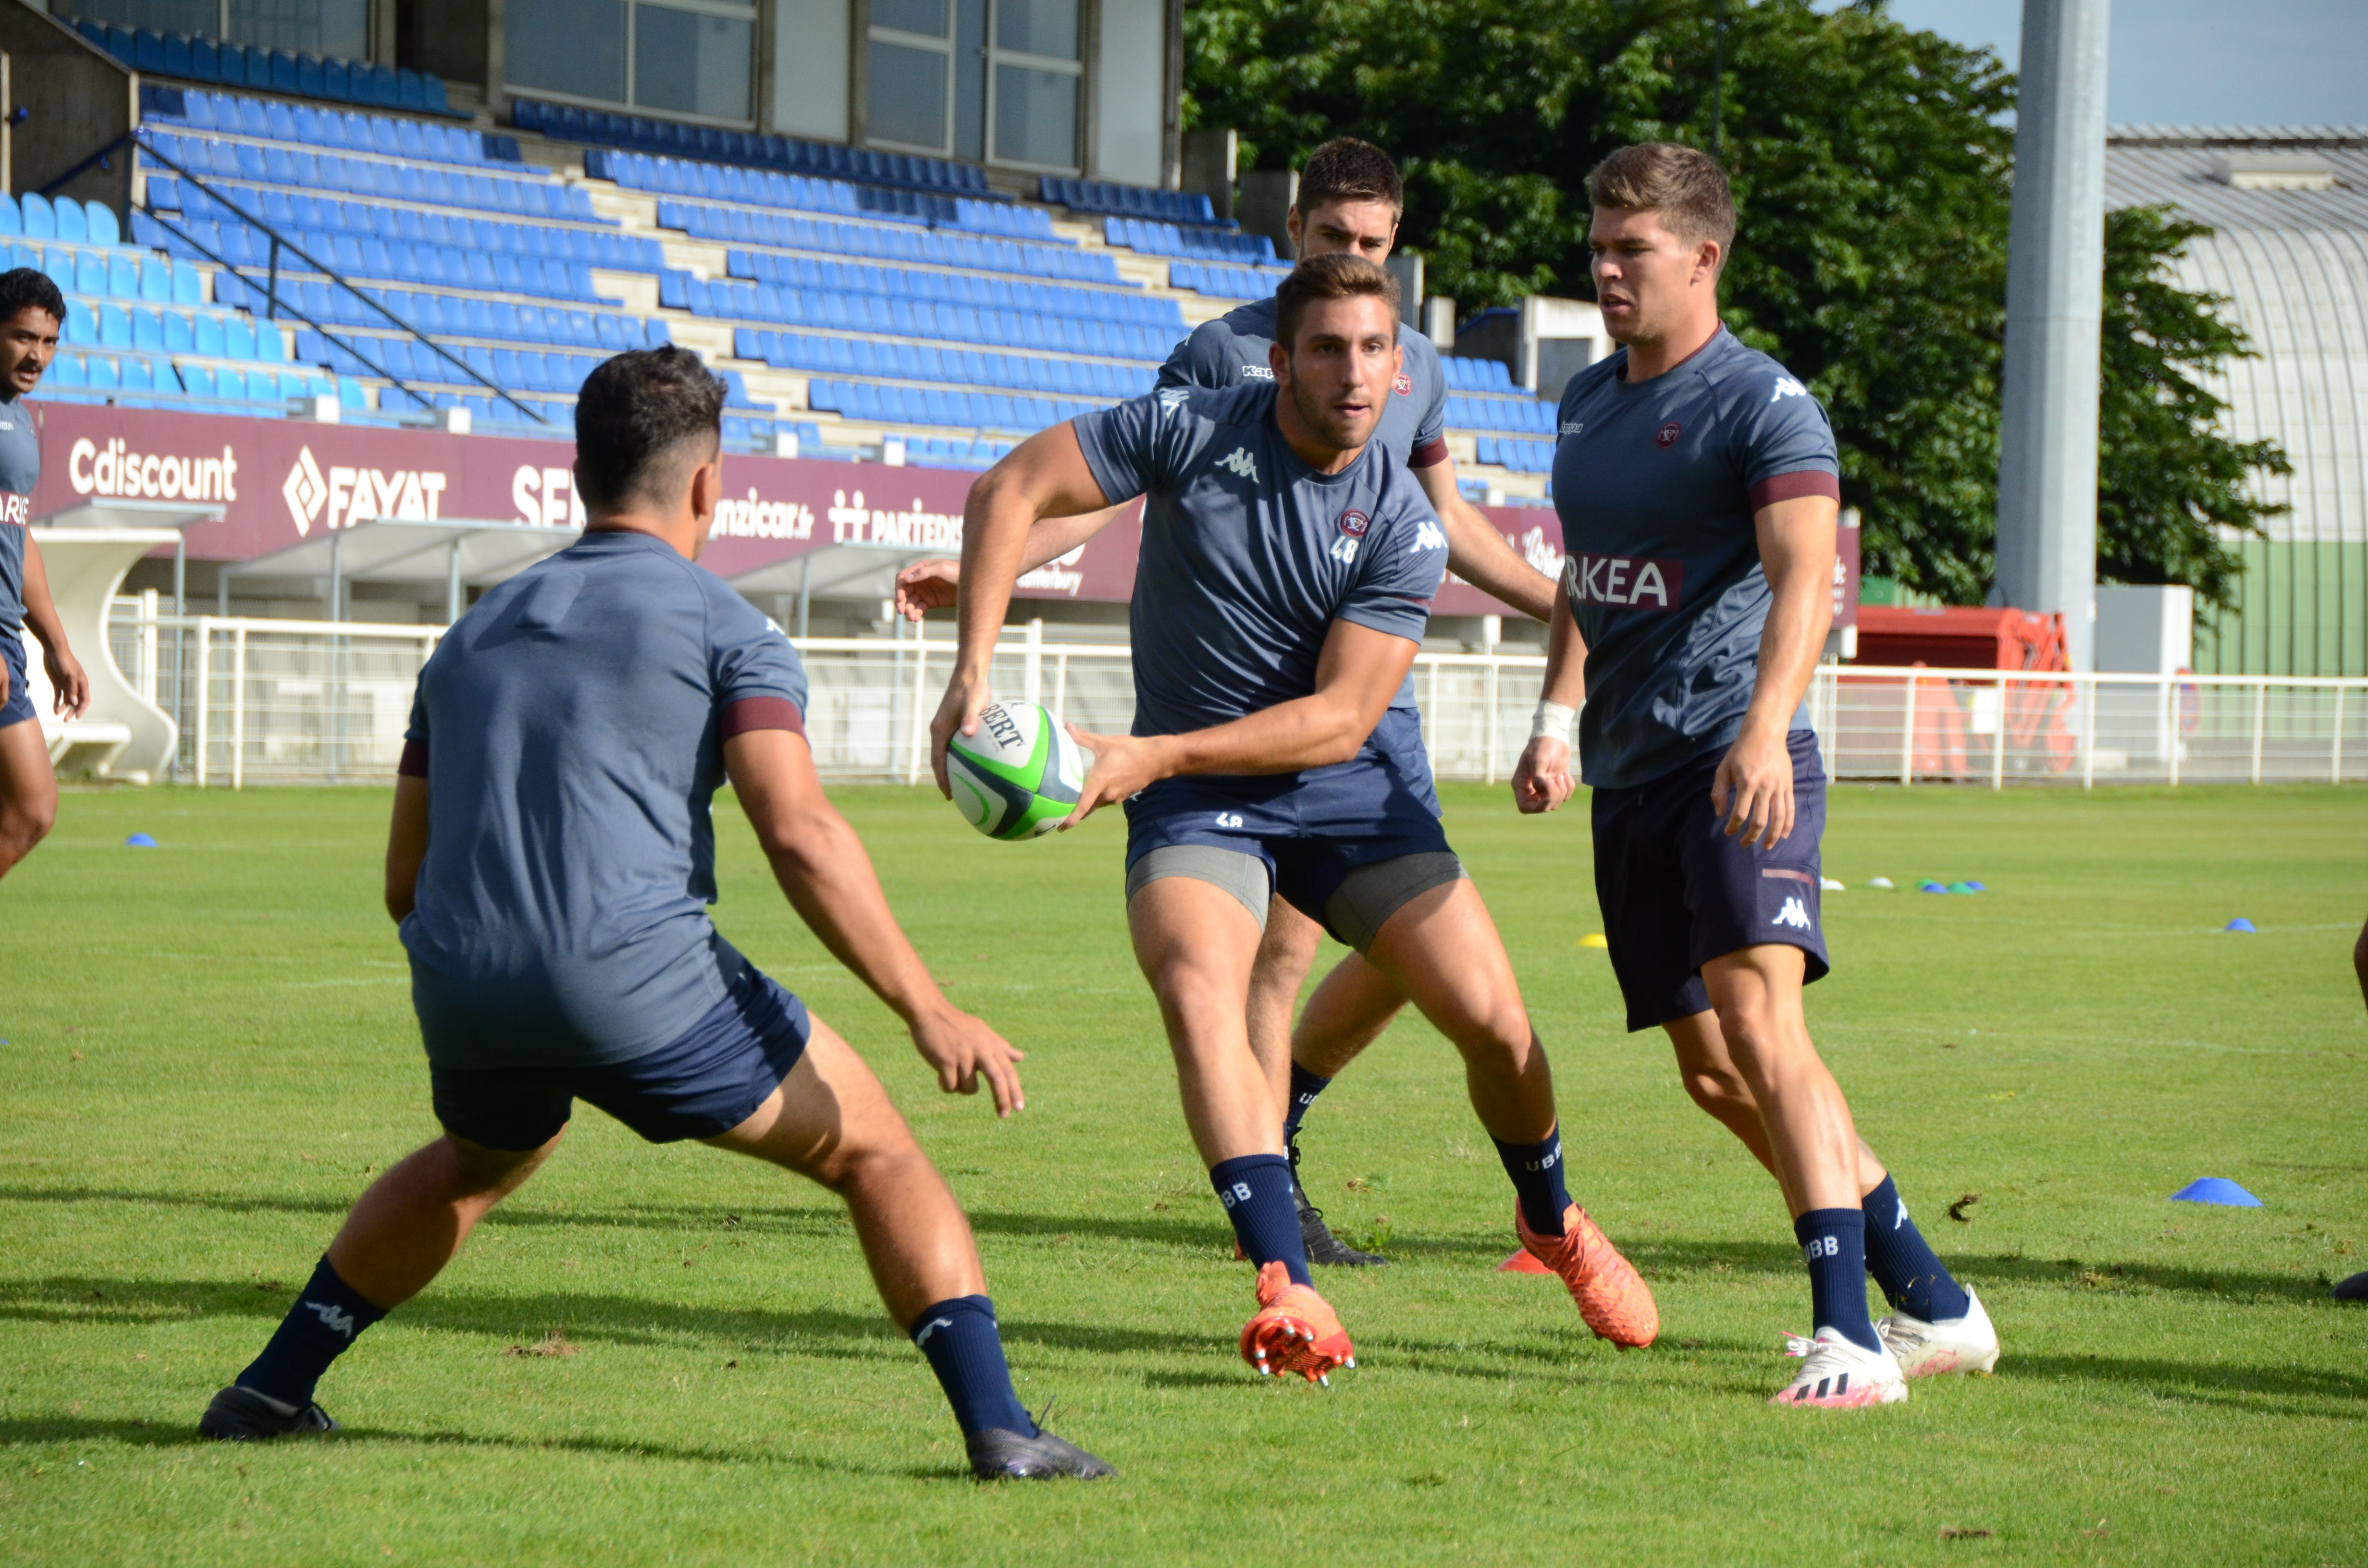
[2171,1177,2261,1206]
[1918,881,1949,894]
[2225,918,2256,933]
[124,833,158,848]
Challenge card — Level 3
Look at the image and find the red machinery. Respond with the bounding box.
[1849,606,2077,777]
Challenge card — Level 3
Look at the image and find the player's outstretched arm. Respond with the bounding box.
[931,425,1113,795]
[1513,576,1587,815]
[1711,496,1838,850]
[384,775,429,921]
[726,727,1026,1115]
[18,536,88,718]
[1413,462,1558,624]
[1061,620,1416,828]
[892,505,1126,623]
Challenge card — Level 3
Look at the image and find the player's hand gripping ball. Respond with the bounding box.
[945,701,1087,839]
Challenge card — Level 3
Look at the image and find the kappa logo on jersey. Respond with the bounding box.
[1560,420,1585,437]
[1393,371,1414,396]
[1337,509,1372,538]
[1655,421,1683,448]
[1410,520,1447,553]
[1240,365,1274,380]
[1156,387,1192,416]
[0,491,27,527]
[1565,552,1684,610]
[1216,446,1260,483]
[1772,895,1814,931]
[303,1299,358,1338]
[1771,376,1809,403]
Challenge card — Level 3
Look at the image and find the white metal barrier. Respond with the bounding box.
[104,608,2368,788]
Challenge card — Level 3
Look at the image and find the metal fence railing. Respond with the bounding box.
[104,608,2368,788]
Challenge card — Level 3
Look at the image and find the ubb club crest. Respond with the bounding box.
[1393,371,1413,396]
[1337,509,1372,537]
[1656,421,1683,448]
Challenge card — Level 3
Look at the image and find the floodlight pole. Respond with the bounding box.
[1994,0,2110,673]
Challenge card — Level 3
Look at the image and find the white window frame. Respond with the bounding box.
[504,0,760,130]
[864,0,1082,175]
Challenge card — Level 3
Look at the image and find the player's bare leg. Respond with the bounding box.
[1247,900,1392,1265]
[322,1132,559,1309]
[1130,876,1353,1382]
[1358,878,1657,1347]
[0,716,58,882]
[1698,947,1993,1384]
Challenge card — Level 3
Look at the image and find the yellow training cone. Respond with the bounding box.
[1578,933,1609,949]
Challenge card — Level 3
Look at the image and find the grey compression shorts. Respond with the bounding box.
[1123,845,1466,955]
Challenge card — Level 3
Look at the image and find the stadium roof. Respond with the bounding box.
[224,516,581,618]
[2102,127,2368,551]
[2105,126,2368,231]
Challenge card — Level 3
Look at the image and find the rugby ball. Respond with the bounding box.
[945,701,1087,840]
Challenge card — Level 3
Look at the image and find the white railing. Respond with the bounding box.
[106,610,2368,788]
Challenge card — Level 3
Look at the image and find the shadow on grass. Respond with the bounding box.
[0,1185,1491,1262]
[0,1414,953,1478]
[2000,1351,2366,1409]
[1625,1237,2342,1306]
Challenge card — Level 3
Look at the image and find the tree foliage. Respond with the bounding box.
[1183,0,2287,606]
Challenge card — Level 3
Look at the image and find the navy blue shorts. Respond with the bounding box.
[1590,728,1831,1032]
[1123,707,1450,939]
[0,633,34,730]
[429,966,813,1152]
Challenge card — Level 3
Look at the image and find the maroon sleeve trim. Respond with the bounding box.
[721,695,807,738]
[1408,437,1451,469]
[1748,470,1842,510]
[397,739,429,778]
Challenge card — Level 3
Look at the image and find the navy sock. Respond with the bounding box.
[1283,1063,1331,1144]
[1492,1127,1572,1237]
[1861,1175,1972,1322]
[235,1255,388,1408]
[1211,1153,1310,1286]
[1795,1209,1882,1353]
[910,1295,1035,1438]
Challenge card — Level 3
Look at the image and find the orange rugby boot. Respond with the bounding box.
[1515,1202,1659,1348]
[1238,1261,1356,1384]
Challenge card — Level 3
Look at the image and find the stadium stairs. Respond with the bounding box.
[52,81,1557,486]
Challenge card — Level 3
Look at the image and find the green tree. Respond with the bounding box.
[1183,0,2286,608]
[2096,206,2288,608]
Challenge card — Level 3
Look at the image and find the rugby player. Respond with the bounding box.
[937,256,1653,1384]
[1510,145,1997,1408]
[0,268,91,883]
[198,349,1109,1480]
[897,141,1559,1264]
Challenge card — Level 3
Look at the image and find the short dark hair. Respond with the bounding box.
[1298,137,1403,217]
[0,268,67,328]
[1273,253,1401,350]
[573,346,726,511]
[1585,142,1737,257]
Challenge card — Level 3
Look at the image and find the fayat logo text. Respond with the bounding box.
[284,446,450,536]
[70,436,240,502]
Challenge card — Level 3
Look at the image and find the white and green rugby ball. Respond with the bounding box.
[946,701,1087,840]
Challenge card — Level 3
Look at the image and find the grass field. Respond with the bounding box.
[1,779,2363,1566]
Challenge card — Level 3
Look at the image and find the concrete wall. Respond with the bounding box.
[0,0,135,217]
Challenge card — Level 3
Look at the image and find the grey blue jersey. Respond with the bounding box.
[1550,328,1840,790]
[0,394,37,633]
[1160,295,1452,471]
[1071,380,1448,743]
[399,529,810,1070]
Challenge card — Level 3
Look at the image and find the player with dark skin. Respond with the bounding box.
[0,296,93,883]
[896,173,1558,1250]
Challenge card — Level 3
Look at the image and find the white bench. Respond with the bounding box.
[18,527,185,782]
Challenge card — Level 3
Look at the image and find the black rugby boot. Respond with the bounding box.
[1292,1142,1387,1267]
[197,1384,340,1441]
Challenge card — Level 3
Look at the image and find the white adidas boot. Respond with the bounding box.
[1876,1285,2000,1377]
[1770,1328,1909,1409]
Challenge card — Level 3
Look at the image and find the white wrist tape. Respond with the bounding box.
[1530,700,1577,744]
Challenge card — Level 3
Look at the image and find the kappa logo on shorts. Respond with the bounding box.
[1217,446,1261,483]
[1772,896,1814,931]
[1655,421,1683,448]
[1393,371,1414,396]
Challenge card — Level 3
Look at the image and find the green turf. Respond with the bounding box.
[2,781,2364,1566]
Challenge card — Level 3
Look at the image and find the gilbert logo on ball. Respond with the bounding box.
[945,701,1086,840]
